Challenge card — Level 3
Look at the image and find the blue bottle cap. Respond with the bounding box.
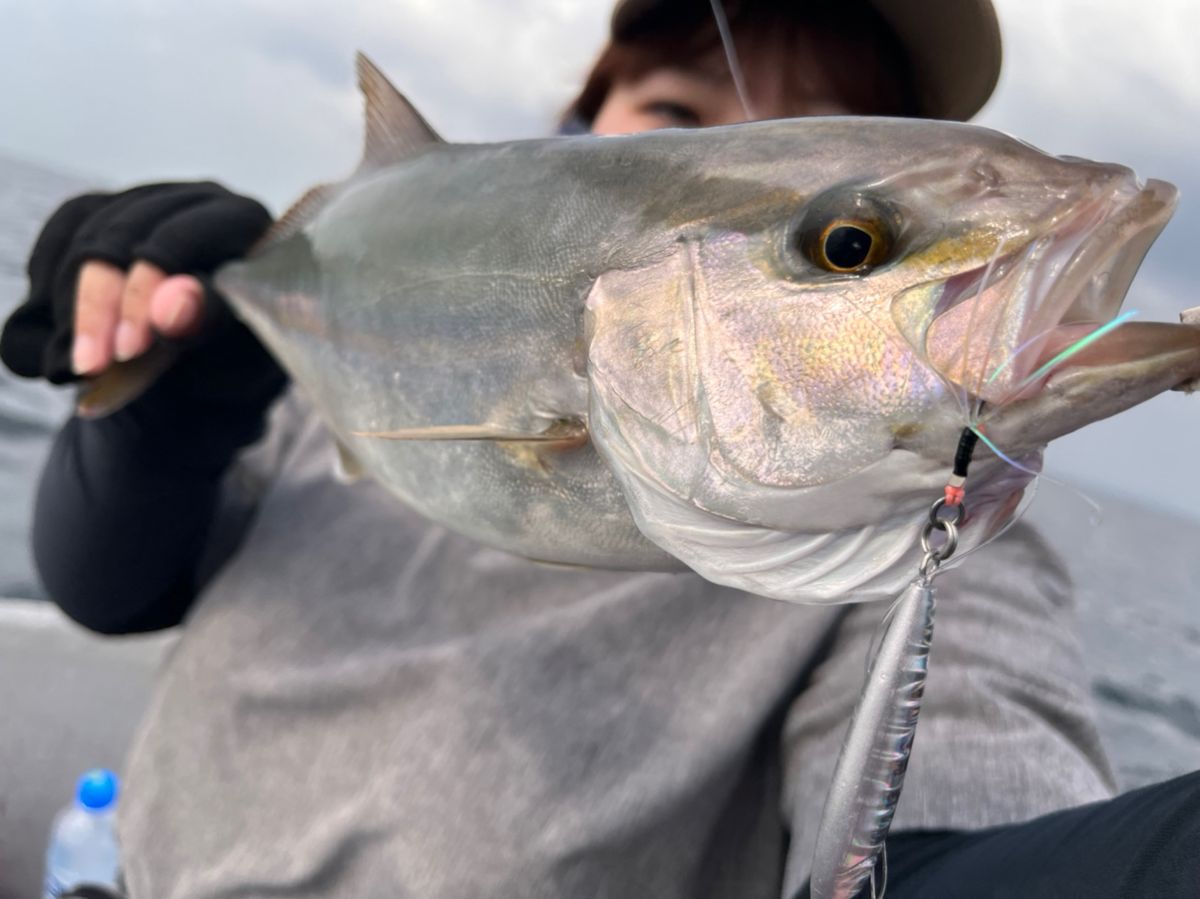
[76,768,119,811]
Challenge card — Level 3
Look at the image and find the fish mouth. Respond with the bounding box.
[935,176,1200,449]
[921,177,1192,419]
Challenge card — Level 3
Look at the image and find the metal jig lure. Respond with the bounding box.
[809,429,977,899]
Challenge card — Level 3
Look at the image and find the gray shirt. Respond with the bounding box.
[118,391,1114,898]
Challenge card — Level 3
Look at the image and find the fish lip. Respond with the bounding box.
[1009,178,1178,393]
[976,174,1195,450]
[982,321,1200,451]
[1042,177,1177,327]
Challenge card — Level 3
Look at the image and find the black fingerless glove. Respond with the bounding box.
[0,181,284,406]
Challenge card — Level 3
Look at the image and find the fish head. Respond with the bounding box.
[586,118,1194,602]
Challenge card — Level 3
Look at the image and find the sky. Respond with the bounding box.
[0,0,1198,520]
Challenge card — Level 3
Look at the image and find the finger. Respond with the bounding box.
[72,261,126,374]
[149,276,206,338]
[114,261,167,361]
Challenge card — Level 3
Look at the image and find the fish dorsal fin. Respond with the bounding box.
[356,51,443,172]
[251,54,441,254]
[252,183,336,252]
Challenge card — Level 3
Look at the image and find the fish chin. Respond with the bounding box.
[588,393,905,602]
[589,389,1033,603]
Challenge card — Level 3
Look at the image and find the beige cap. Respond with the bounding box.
[611,0,1002,121]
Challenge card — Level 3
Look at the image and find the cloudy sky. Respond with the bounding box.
[0,0,1197,520]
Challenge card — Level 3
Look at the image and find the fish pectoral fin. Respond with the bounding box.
[527,557,601,572]
[352,419,588,449]
[355,52,444,171]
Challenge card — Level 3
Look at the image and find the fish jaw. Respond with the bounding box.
[905,176,1179,407]
[903,175,1194,456]
[984,321,1200,452]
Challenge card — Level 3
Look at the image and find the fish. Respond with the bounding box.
[87,53,1200,604]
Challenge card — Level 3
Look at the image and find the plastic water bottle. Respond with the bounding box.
[43,769,121,899]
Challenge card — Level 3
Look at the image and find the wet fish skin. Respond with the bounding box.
[208,58,1196,603]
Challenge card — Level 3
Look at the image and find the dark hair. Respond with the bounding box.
[565,0,917,127]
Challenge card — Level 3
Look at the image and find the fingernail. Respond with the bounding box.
[113,321,141,361]
[71,335,100,375]
[162,290,192,332]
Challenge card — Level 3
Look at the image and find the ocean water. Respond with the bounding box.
[0,155,87,598]
[0,153,1195,790]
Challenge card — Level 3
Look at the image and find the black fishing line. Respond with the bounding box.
[953,427,980,479]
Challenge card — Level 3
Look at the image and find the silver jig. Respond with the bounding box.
[809,499,962,899]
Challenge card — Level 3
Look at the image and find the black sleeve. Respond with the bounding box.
[33,360,283,635]
[4,182,286,633]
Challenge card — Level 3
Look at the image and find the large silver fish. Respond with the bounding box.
[196,55,1196,603]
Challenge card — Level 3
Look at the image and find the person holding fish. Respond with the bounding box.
[4,0,1198,897]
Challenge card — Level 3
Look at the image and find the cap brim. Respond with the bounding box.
[871,0,1001,120]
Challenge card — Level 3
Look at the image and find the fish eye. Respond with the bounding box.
[818,221,884,272]
[791,192,900,276]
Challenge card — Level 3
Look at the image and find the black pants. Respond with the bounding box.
[797,771,1200,898]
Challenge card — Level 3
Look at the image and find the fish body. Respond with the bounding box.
[209,56,1197,603]
[223,132,681,570]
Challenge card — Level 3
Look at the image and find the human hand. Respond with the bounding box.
[1,182,272,385]
[71,261,207,375]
